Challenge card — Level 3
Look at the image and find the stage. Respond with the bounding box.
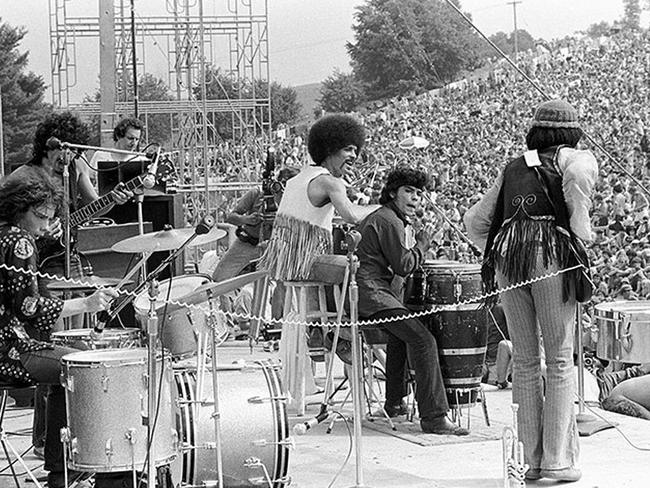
[3,340,649,488]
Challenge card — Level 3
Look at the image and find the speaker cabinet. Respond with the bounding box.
[102,192,186,279]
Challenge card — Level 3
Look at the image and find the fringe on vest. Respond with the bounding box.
[482,216,573,307]
[258,213,333,281]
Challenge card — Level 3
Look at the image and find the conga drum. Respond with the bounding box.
[408,261,487,406]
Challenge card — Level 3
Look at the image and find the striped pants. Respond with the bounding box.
[496,251,579,471]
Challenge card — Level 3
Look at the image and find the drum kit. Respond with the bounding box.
[49,222,291,488]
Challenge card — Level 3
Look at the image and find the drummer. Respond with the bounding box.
[0,174,118,488]
[356,166,469,435]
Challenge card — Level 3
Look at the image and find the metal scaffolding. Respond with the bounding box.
[48,0,270,246]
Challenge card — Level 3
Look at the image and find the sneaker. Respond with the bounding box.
[540,467,582,482]
[421,416,470,436]
[383,401,408,418]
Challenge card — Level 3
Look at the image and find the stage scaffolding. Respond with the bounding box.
[49,0,270,264]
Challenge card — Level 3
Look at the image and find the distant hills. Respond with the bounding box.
[292,82,321,124]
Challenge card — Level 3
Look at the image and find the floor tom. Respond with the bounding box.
[61,348,177,472]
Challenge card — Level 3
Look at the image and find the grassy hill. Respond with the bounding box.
[292,82,322,124]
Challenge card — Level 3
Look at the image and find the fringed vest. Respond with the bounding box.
[258,166,334,281]
[482,146,574,304]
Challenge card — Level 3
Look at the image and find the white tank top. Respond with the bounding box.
[276,165,335,231]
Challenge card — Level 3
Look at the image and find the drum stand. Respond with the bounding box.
[575,304,613,436]
[203,291,225,488]
[144,280,161,487]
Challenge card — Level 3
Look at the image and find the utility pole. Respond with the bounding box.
[507,0,522,61]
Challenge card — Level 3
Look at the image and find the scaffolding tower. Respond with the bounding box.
[48,0,270,243]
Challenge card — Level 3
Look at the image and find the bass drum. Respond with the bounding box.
[171,360,290,487]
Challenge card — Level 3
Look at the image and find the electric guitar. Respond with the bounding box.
[38,173,152,270]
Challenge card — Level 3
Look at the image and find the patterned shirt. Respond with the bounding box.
[0,224,64,385]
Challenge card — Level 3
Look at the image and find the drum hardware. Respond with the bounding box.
[248,395,289,404]
[453,275,462,301]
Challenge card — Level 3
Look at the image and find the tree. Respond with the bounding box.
[488,29,535,57]
[317,70,367,113]
[83,73,174,147]
[623,0,642,29]
[584,21,612,38]
[347,0,485,100]
[0,20,51,171]
[268,81,301,129]
[197,67,301,139]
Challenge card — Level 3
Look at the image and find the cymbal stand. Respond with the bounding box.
[346,232,373,488]
[61,149,72,329]
[144,279,160,487]
[205,289,225,488]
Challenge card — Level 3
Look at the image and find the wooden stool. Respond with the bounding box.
[0,383,43,488]
[281,280,341,416]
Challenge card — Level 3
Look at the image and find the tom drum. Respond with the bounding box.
[61,348,177,472]
[594,300,650,363]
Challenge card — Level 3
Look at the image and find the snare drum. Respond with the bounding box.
[134,274,212,359]
[171,360,290,487]
[51,328,141,350]
[594,301,650,363]
[405,261,482,307]
[61,348,177,472]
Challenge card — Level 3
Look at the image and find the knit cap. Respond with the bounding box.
[531,99,580,129]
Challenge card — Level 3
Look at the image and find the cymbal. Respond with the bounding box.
[47,276,133,292]
[111,226,227,253]
[167,270,267,312]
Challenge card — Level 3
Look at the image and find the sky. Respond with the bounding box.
[0,0,635,104]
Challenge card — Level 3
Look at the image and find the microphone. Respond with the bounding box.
[94,310,110,334]
[345,230,362,254]
[292,409,329,435]
[195,215,215,235]
[142,152,159,189]
[46,137,62,151]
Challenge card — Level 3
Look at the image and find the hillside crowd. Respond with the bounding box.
[279,29,650,309]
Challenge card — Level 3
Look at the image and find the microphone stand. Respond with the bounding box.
[346,231,372,488]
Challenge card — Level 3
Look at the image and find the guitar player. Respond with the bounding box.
[8,111,135,288]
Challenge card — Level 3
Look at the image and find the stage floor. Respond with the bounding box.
[3,341,649,488]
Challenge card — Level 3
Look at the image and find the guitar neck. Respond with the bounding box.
[70,176,144,227]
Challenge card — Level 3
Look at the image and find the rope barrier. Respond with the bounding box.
[0,261,585,330]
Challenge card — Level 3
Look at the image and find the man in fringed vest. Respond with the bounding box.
[465,99,598,483]
[258,113,379,398]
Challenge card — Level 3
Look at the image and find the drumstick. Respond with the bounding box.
[115,253,151,290]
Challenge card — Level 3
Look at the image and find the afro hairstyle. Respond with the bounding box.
[307,113,365,164]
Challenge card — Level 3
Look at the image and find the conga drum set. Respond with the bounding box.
[52,220,291,487]
[405,260,489,425]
